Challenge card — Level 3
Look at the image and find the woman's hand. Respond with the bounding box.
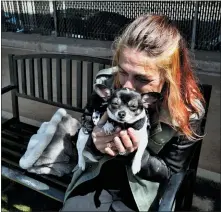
[92,112,120,156]
[92,112,139,156]
[114,128,139,155]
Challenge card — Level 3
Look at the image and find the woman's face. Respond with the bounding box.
[118,48,165,94]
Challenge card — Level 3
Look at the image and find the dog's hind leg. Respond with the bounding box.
[76,128,88,171]
[131,129,148,175]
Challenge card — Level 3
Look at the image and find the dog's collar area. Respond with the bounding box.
[107,117,147,130]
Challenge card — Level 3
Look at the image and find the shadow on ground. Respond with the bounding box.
[2,175,220,212]
[192,176,220,211]
[2,177,63,212]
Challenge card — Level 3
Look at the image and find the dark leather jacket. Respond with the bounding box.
[64,67,205,211]
[83,67,205,183]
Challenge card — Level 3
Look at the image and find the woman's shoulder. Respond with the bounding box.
[189,99,205,121]
[148,100,205,154]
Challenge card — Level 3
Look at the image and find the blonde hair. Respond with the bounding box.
[112,14,205,140]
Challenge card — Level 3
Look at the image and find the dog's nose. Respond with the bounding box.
[118,111,126,119]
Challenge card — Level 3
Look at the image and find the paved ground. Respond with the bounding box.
[2,174,220,212]
[2,46,220,174]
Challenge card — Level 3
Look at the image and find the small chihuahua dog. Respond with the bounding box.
[77,86,160,174]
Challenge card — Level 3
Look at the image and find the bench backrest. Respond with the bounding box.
[9,53,212,170]
[8,54,112,118]
[188,84,212,171]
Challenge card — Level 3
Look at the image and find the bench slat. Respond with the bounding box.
[21,59,27,94]
[2,157,21,168]
[29,59,35,97]
[2,130,32,144]
[99,63,105,71]
[2,137,26,149]
[66,59,72,105]
[56,58,62,103]
[2,147,22,157]
[87,62,93,102]
[46,58,53,101]
[3,122,38,135]
[37,58,44,99]
[77,61,83,108]
[2,117,18,129]
[2,125,36,142]
[8,119,39,132]
[12,57,19,118]
[2,166,65,202]
[13,57,19,89]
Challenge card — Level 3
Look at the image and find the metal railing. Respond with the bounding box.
[1,1,221,51]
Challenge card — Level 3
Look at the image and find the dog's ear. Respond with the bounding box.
[141,92,162,108]
[94,84,112,101]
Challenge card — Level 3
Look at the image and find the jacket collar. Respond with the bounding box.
[149,99,205,138]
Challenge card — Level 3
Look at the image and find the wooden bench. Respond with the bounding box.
[1,54,112,202]
[1,53,212,211]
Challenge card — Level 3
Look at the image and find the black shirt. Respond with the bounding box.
[98,157,138,211]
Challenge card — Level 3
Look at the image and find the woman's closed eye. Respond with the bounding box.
[135,76,153,84]
[119,69,128,76]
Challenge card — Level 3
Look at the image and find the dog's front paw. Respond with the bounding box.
[102,121,114,135]
[78,157,86,171]
[131,158,142,175]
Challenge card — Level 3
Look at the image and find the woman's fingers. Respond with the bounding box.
[127,128,139,149]
[92,128,109,140]
[119,130,134,152]
[104,146,117,156]
[92,129,121,144]
[92,125,121,138]
[91,113,140,156]
[96,142,117,156]
[113,136,127,153]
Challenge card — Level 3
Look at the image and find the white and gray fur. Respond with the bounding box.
[77,87,159,174]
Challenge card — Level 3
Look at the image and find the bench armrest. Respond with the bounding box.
[158,170,193,211]
[1,85,17,95]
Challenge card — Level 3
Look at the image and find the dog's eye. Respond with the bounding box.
[111,102,119,108]
[129,105,137,111]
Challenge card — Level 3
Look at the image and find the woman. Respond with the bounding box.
[62,14,205,211]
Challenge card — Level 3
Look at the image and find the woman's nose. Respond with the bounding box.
[122,80,135,90]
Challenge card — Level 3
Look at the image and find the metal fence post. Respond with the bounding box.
[53,1,58,36]
[191,1,199,51]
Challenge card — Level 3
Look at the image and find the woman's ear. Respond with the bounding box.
[93,84,112,101]
[141,92,162,108]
